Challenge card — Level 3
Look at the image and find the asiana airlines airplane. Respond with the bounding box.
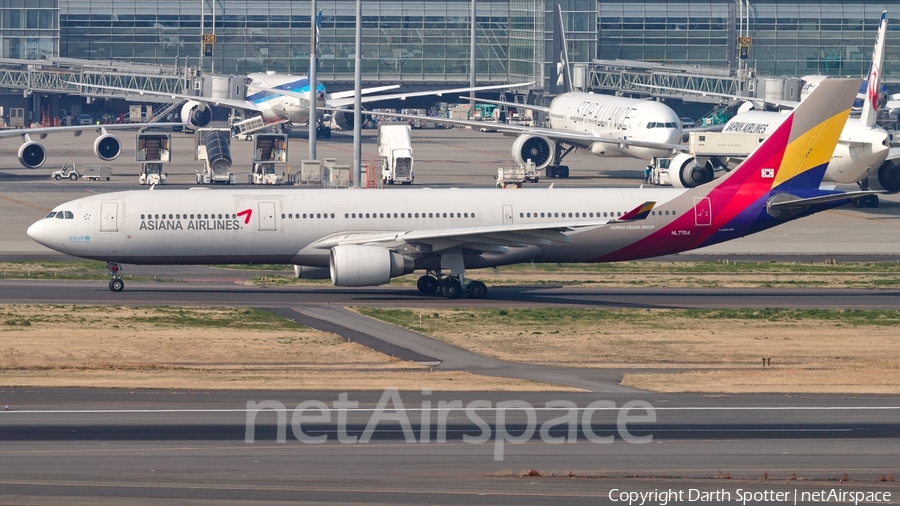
[28,78,876,298]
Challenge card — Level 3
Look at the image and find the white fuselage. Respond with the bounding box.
[28,188,688,267]
[723,110,889,184]
[548,92,682,160]
[246,73,327,125]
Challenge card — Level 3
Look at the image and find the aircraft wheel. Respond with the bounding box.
[466,281,487,299]
[416,275,439,294]
[109,279,124,292]
[440,279,461,299]
[560,166,570,178]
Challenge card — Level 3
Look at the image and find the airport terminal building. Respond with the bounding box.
[2,0,899,91]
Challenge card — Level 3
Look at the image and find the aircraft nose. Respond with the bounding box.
[27,220,45,245]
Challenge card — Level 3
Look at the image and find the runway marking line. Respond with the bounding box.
[0,194,50,212]
[0,479,605,498]
[2,406,900,414]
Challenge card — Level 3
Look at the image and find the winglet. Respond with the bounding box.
[615,201,656,221]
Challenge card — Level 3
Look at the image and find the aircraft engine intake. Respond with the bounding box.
[877,160,900,193]
[332,108,357,131]
[512,134,555,169]
[181,100,212,127]
[18,141,46,169]
[668,153,715,188]
[293,265,331,279]
[93,134,122,161]
[329,245,414,287]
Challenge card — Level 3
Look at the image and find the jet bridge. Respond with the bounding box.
[0,57,196,101]
[576,59,751,104]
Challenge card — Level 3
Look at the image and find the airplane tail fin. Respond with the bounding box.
[860,11,887,128]
[308,9,322,77]
[711,78,859,195]
[550,4,573,95]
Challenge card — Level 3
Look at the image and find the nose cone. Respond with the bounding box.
[26,220,44,245]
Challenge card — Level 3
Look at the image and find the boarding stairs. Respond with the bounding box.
[150,100,184,123]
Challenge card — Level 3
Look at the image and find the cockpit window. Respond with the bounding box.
[55,212,65,219]
[46,212,57,218]
[665,122,677,128]
[64,211,74,219]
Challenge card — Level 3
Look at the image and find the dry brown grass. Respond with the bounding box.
[0,305,577,391]
[358,307,900,394]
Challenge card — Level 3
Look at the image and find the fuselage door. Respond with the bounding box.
[100,202,118,232]
[502,204,514,225]
[693,197,712,226]
[258,201,277,231]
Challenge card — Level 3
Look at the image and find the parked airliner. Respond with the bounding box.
[28,79,874,298]
[2,122,181,169]
[646,11,899,201]
[314,5,684,178]
[71,11,526,137]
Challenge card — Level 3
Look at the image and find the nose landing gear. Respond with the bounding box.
[106,261,124,292]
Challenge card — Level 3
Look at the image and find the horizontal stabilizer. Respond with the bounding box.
[767,191,882,214]
[613,201,656,222]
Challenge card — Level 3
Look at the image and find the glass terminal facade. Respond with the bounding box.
[0,0,58,60]
[597,0,900,81]
[6,1,900,90]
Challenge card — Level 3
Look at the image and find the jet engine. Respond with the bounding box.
[93,134,122,161]
[877,160,900,193]
[293,265,331,279]
[332,108,365,131]
[667,153,715,188]
[18,141,46,169]
[329,245,414,287]
[511,134,555,169]
[181,100,212,127]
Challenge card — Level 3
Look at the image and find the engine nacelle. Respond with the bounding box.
[93,134,122,161]
[668,153,714,188]
[877,160,900,193]
[511,134,555,170]
[18,141,46,169]
[293,265,331,279]
[332,109,354,131]
[181,100,212,127]
[329,245,414,287]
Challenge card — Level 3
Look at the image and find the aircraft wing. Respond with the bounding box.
[327,84,400,100]
[271,82,534,108]
[324,107,687,153]
[0,122,185,140]
[66,82,263,112]
[634,84,799,110]
[453,97,550,114]
[310,201,655,254]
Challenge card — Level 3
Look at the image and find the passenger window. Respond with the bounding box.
[428,213,433,218]
[218,214,223,219]
[590,212,594,217]
[138,214,144,219]
[331,213,335,218]
[464,213,468,218]
[415,213,419,218]
[345,213,349,218]
[442,213,447,218]
[317,213,321,219]
[281,214,286,219]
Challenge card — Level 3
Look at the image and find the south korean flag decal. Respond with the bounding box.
[761,168,775,178]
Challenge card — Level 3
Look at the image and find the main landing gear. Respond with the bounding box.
[416,271,488,299]
[106,261,124,292]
